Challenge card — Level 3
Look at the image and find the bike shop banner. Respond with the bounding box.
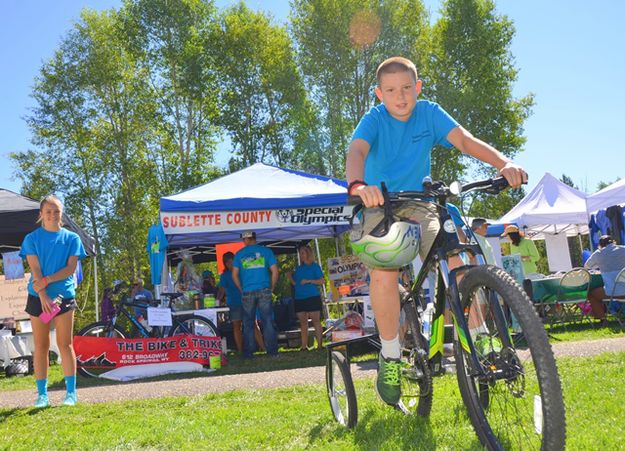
[74,334,223,370]
[161,205,354,235]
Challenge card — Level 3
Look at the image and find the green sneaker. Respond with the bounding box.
[474,334,503,360]
[376,354,401,405]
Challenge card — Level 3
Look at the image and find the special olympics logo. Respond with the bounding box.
[276,209,293,223]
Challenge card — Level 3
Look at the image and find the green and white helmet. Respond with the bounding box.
[350,207,421,269]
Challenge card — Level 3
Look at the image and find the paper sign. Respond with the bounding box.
[0,274,29,320]
[147,307,173,326]
[2,251,25,280]
[502,254,526,285]
[327,255,369,300]
[194,308,218,327]
[361,296,375,328]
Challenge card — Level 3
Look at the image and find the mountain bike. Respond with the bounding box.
[326,177,566,450]
[77,286,218,377]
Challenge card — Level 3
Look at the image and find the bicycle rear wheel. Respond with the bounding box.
[454,265,565,451]
[326,350,358,428]
[170,315,218,337]
[76,321,126,378]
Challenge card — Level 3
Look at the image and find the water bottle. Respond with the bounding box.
[422,302,434,340]
[137,315,152,333]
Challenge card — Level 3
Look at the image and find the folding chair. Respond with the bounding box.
[555,268,592,327]
[606,267,625,330]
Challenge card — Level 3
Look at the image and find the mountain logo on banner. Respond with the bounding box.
[76,353,116,368]
[275,206,351,225]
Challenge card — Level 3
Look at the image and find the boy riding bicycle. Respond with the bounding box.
[346,56,527,405]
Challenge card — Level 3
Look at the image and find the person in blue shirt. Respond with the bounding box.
[218,252,244,354]
[289,245,325,351]
[232,231,279,358]
[20,195,87,408]
[346,56,527,405]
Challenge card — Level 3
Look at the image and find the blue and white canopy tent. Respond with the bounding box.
[494,173,590,272]
[158,163,351,262]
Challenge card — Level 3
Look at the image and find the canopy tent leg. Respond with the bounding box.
[315,238,327,300]
[93,256,99,322]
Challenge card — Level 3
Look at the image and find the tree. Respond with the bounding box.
[428,0,533,183]
[214,3,315,172]
[290,0,430,176]
[122,0,223,193]
[560,174,578,189]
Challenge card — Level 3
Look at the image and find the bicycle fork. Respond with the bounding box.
[430,260,514,380]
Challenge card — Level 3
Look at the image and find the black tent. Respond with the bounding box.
[0,189,96,257]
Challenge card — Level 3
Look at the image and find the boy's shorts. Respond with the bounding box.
[352,201,440,263]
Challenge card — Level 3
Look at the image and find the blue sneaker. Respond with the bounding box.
[63,391,78,406]
[34,394,50,408]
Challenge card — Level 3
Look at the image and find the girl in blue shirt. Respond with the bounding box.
[289,245,325,351]
[20,195,86,408]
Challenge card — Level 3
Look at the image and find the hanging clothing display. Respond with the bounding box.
[605,205,625,244]
[147,224,168,285]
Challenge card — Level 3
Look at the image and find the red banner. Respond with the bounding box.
[74,334,223,369]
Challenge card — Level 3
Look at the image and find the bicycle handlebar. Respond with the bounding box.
[347,176,518,205]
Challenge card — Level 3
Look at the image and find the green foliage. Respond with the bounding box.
[560,173,578,189]
[290,0,430,177]
[215,3,315,171]
[596,177,621,192]
[428,0,533,182]
[10,0,535,325]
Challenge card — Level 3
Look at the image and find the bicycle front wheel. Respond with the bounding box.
[76,321,126,378]
[170,315,219,337]
[454,265,565,451]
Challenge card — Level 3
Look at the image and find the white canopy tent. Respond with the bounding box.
[496,173,589,272]
[586,178,625,213]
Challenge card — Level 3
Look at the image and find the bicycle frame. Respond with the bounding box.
[110,299,153,338]
[408,200,514,379]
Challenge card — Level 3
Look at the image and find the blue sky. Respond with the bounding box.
[2,0,624,195]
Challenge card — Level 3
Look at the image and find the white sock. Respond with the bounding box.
[380,335,400,360]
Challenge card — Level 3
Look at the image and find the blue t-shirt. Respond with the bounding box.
[233,245,277,292]
[292,263,324,300]
[20,227,87,299]
[147,224,168,285]
[219,270,242,307]
[352,100,459,192]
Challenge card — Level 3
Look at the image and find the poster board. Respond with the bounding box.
[0,273,30,320]
[327,255,369,300]
[502,254,525,285]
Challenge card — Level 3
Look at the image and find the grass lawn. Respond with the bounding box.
[1,352,623,450]
[546,319,625,343]
[0,320,622,393]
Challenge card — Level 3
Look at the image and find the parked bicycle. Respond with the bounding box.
[77,283,218,378]
[326,177,566,450]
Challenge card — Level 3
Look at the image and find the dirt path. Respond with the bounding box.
[2,336,625,409]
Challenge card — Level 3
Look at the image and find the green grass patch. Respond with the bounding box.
[546,320,625,343]
[0,347,330,392]
[1,352,623,449]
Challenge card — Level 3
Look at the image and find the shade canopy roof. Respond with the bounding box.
[497,173,589,239]
[160,163,351,247]
[0,189,97,256]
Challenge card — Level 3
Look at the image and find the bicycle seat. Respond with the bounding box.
[159,292,184,300]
